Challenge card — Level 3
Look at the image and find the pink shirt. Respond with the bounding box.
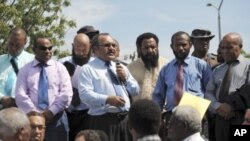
[15,59,73,115]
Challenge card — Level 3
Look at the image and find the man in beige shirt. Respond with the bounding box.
[128,32,167,101]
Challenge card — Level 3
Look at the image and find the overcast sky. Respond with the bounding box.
[62,0,250,62]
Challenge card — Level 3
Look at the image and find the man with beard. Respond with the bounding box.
[191,29,219,68]
[153,31,212,140]
[128,32,167,101]
[59,33,92,141]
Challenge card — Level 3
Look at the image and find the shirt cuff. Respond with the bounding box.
[211,101,221,113]
[49,105,60,115]
[98,94,108,106]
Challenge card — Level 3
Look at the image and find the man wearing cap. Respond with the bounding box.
[77,25,99,40]
[191,29,219,68]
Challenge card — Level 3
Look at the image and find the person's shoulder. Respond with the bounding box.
[241,56,250,64]
[128,58,143,69]
[190,56,209,67]
[22,50,34,57]
[0,54,8,63]
[19,59,35,72]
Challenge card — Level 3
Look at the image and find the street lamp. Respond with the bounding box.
[207,0,224,42]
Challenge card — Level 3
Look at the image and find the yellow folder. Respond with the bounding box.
[178,92,211,119]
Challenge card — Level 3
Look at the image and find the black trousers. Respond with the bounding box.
[45,111,69,141]
[89,112,132,141]
[66,109,90,141]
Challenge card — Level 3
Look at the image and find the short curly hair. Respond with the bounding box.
[128,99,161,135]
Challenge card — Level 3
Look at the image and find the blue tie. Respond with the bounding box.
[38,63,49,110]
[106,62,130,111]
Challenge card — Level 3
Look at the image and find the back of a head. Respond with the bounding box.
[172,105,201,133]
[75,130,101,141]
[0,107,30,141]
[128,99,161,136]
[95,130,108,141]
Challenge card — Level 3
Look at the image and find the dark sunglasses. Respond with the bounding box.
[38,46,53,51]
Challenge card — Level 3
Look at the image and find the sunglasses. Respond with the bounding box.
[38,46,53,51]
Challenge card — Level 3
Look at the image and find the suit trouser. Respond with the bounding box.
[66,109,89,141]
[45,111,69,141]
[89,112,132,141]
[215,115,230,141]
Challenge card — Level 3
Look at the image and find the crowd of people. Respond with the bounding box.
[0,26,250,141]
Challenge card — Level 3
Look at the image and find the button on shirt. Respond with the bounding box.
[0,51,34,100]
[78,57,139,115]
[153,55,212,111]
[205,55,250,113]
[15,59,73,115]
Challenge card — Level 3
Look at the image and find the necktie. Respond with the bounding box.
[219,62,233,102]
[173,63,184,106]
[106,62,130,111]
[38,63,49,110]
[10,57,18,75]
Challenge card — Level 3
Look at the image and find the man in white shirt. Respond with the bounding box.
[0,28,34,109]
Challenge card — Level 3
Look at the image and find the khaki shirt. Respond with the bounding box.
[128,57,167,101]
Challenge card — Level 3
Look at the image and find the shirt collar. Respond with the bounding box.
[32,58,53,67]
[95,57,116,67]
[173,54,191,66]
[7,50,25,61]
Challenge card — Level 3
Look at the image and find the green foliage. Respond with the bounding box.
[0,0,76,55]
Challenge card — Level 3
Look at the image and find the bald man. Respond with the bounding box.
[59,33,92,141]
[205,32,250,141]
[0,27,34,109]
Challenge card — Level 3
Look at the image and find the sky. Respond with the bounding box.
[62,0,250,63]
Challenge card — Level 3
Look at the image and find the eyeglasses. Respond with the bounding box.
[98,43,117,48]
[38,46,53,51]
[31,124,46,130]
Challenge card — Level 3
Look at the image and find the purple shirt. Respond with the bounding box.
[15,59,73,115]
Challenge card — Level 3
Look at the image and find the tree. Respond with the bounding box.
[0,0,76,54]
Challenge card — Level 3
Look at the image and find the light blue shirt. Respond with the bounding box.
[78,57,139,115]
[58,56,94,111]
[0,50,34,100]
[153,55,212,111]
[205,55,250,113]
